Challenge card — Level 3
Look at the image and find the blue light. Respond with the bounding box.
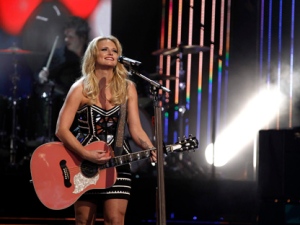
[170,212,175,219]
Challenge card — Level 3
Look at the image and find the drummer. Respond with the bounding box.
[37,16,90,95]
[34,16,90,140]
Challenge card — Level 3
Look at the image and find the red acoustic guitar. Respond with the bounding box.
[30,136,198,210]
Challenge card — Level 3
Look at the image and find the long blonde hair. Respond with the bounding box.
[81,35,130,105]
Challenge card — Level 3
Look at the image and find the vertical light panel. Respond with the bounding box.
[223,0,231,123]
[160,0,169,142]
[157,0,229,147]
[160,0,173,140]
[159,0,166,81]
[267,0,272,86]
[159,0,169,105]
[196,0,206,138]
[173,0,183,139]
[215,0,225,134]
[174,0,183,105]
[259,0,265,83]
[289,0,295,127]
[276,0,283,128]
[184,0,194,136]
[265,0,272,129]
[206,0,216,144]
[186,0,194,110]
[259,0,296,129]
[165,0,173,88]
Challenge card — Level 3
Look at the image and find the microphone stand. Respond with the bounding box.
[129,69,170,225]
[9,57,20,166]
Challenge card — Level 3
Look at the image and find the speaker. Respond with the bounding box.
[258,128,300,200]
[257,201,285,225]
[257,202,300,225]
[258,129,300,225]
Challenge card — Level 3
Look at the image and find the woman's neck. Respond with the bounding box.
[95,69,113,82]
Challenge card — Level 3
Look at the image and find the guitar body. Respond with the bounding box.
[30,135,199,210]
[30,141,117,210]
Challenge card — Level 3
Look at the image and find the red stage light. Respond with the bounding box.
[59,0,99,19]
[0,0,99,35]
[0,0,42,35]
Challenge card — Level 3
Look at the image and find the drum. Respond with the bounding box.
[0,95,33,158]
[0,91,65,157]
[0,95,9,148]
[20,93,64,148]
[0,96,41,147]
[17,95,45,143]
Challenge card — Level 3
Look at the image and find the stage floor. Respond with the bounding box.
[0,157,258,225]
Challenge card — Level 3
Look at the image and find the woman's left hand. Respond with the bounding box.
[150,150,157,163]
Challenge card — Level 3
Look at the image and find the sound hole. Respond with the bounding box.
[80,160,98,178]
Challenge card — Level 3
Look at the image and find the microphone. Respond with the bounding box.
[118,56,142,67]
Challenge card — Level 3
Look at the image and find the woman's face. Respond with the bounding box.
[95,39,118,68]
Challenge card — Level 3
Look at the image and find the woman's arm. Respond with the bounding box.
[126,82,156,161]
[55,80,110,164]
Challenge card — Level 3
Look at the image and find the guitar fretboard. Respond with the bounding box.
[100,149,153,169]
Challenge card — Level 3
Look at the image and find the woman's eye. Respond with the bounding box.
[100,48,117,53]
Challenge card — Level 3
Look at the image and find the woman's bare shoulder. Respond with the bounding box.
[69,78,84,92]
[126,79,137,91]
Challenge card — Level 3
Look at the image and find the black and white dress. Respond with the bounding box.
[75,104,132,201]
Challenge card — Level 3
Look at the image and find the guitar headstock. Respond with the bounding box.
[171,134,199,153]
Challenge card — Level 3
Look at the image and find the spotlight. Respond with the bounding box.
[204,88,284,167]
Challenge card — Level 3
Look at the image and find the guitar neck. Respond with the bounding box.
[100,144,180,169]
[99,148,152,170]
[99,136,198,170]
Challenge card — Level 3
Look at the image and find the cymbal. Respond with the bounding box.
[0,46,35,55]
[149,73,178,80]
[152,48,170,55]
[152,45,210,56]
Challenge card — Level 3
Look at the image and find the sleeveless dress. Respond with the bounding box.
[75,104,132,201]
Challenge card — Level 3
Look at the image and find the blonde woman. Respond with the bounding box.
[55,35,156,225]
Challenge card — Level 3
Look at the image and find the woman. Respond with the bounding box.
[55,35,157,225]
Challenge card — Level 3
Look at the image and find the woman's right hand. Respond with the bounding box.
[86,150,112,164]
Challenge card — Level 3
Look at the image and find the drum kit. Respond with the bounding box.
[151,43,209,133]
[150,44,209,83]
[0,45,51,166]
[152,44,209,56]
[149,44,209,177]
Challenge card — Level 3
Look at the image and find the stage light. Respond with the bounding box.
[205,87,284,167]
[178,105,186,114]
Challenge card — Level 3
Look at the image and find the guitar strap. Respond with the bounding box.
[114,100,127,156]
